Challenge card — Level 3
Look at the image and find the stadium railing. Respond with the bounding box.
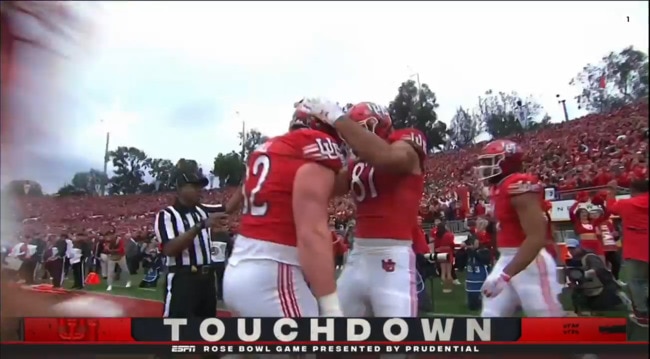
[556,185,630,200]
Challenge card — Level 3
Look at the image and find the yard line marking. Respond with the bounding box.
[84,290,161,303]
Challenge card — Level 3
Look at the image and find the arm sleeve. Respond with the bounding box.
[154,209,175,244]
[605,197,622,216]
[389,128,427,161]
[505,176,544,196]
[300,131,344,172]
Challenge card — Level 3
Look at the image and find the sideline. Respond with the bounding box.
[85,291,479,318]
[84,290,232,313]
[84,290,162,303]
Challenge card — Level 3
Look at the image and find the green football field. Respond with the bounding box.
[74,269,628,317]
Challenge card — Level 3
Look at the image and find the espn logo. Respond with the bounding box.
[171,345,196,353]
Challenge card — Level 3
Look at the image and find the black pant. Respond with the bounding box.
[214,262,225,301]
[19,258,37,284]
[71,258,85,289]
[127,256,140,275]
[163,267,217,317]
[44,258,64,288]
[605,251,621,279]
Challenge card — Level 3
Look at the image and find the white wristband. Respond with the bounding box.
[317,292,343,317]
[330,108,346,124]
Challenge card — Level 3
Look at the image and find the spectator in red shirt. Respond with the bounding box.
[104,234,131,291]
[332,231,348,269]
[434,223,456,294]
[606,179,648,326]
[474,201,486,217]
[589,207,621,279]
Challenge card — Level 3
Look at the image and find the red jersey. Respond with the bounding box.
[595,218,617,252]
[491,173,544,248]
[349,128,426,240]
[238,129,343,248]
[332,232,348,257]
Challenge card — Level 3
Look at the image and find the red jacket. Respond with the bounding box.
[606,193,648,262]
[435,232,455,252]
[104,238,125,256]
[412,226,430,255]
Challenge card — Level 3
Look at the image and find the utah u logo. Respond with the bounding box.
[381,259,396,273]
[57,318,99,341]
[315,138,341,160]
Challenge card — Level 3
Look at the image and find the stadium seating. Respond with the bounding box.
[13,101,649,239]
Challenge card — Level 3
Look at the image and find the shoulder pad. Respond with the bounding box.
[389,128,427,158]
[503,174,543,196]
[296,130,343,172]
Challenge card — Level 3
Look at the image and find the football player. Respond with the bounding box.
[297,99,426,317]
[474,140,563,317]
[223,107,345,317]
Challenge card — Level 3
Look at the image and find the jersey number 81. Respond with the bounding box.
[351,162,378,202]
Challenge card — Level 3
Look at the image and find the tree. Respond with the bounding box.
[70,169,108,195]
[211,151,245,187]
[478,90,543,139]
[570,46,649,113]
[238,129,267,160]
[527,113,552,131]
[388,79,446,151]
[448,106,482,148]
[56,184,85,197]
[107,146,149,195]
[145,158,175,192]
[3,179,43,196]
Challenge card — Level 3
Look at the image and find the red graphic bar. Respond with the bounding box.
[519,317,627,342]
[23,318,134,342]
[24,317,628,343]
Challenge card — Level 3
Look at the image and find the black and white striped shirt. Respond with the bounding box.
[154,200,225,267]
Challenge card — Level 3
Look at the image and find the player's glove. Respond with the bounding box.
[481,271,511,298]
[295,97,345,126]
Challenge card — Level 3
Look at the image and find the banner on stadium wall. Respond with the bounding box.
[5,317,642,355]
[550,194,630,222]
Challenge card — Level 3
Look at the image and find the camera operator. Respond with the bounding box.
[564,238,626,315]
[464,236,491,311]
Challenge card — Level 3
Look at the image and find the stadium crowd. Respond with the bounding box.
[10,101,649,243]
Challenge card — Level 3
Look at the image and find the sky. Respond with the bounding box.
[2,1,648,193]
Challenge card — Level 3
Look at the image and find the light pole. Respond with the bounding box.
[556,94,570,122]
[407,65,421,89]
[237,111,246,161]
[100,119,110,196]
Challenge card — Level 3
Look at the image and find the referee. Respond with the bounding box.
[154,172,234,318]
